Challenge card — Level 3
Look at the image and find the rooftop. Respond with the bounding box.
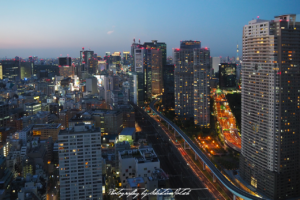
[120,128,135,136]
[127,177,144,188]
[59,125,100,135]
[33,123,61,130]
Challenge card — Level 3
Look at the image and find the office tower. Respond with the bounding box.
[98,61,106,72]
[193,48,210,127]
[151,49,163,95]
[58,124,102,200]
[144,40,167,67]
[33,65,59,78]
[80,48,94,72]
[131,39,140,67]
[174,40,200,120]
[129,72,144,106]
[133,48,144,72]
[20,62,33,80]
[162,64,175,109]
[86,77,98,94]
[103,74,119,106]
[219,63,236,90]
[239,14,300,199]
[211,57,221,74]
[112,52,121,65]
[0,59,20,80]
[59,57,74,77]
[123,51,131,65]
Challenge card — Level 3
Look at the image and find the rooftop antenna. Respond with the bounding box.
[139,39,140,44]
[133,38,135,43]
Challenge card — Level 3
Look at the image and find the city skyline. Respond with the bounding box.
[1,0,299,58]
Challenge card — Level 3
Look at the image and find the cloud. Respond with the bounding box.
[107,30,114,35]
[112,25,115,28]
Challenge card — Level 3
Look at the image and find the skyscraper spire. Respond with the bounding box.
[236,42,239,61]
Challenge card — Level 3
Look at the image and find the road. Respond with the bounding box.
[135,106,216,200]
[153,115,226,200]
[213,90,241,151]
[148,99,264,200]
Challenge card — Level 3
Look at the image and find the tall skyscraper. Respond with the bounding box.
[122,51,131,66]
[240,14,300,199]
[174,41,199,119]
[193,48,210,127]
[129,72,144,106]
[80,48,94,73]
[58,124,102,200]
[151,49,163,95]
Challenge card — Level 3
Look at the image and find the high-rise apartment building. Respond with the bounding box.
[174,41,199,119]
[58,124,102,200]
[193,48,210,127]
[174,40,210,126]
[239,14,300,199]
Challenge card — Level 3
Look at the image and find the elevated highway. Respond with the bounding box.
[149,97,266,200]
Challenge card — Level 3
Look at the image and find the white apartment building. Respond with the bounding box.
[58,124,102,200]
[118,147,160,186]
[240,14,300,199]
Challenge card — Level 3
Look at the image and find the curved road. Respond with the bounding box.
[150,98,266,200]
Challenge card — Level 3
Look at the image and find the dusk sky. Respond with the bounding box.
[0,0,299,59]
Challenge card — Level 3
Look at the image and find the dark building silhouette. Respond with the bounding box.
[219,63,236,90]
[162,64,174,109]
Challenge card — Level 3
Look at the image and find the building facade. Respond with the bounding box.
[58,124,102,200]
[239,14,300,199]
[59,57,74,78]
[193,48,210,127]
[174,40,210,126]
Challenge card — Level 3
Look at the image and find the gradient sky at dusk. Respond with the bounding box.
[0,0,299,59]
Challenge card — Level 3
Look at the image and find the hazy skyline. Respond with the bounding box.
[0,0,299,59]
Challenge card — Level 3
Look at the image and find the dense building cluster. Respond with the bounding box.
[0,13,298,200]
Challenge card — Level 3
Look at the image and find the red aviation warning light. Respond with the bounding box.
[82,47,84,51]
